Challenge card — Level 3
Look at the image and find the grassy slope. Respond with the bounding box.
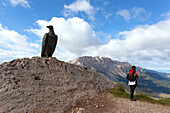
[109,84,170,106]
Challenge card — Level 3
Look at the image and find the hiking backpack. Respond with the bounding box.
[127,70,136,81]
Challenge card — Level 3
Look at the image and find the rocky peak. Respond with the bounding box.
[69,56,147,82]
[69,56,129,81]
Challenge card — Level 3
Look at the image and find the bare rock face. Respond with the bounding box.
[0,57,113,113]
[69,56,132,82]
[69,56,146,82]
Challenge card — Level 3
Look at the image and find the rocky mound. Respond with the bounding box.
[0,57,113,113]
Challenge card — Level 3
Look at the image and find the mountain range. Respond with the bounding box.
[69,56,170,98]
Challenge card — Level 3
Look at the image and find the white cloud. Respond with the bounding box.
[30,43,40,49]
[132,7,146,16]
[116,9,131,21]
[63,0,96,20]
[105,13,112,20]
[161,10,170,19]
[28,17,101,61]
[2,2,7,6]
[116,7,151,21]
[8,0,30,8]
[0,24,39,60]
[132,7,151,21]
[85,19,170,69]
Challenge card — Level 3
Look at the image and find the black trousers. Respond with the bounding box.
[130,85,136,99]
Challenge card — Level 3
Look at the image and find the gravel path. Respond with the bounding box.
[113,95,170,113]
[67,92,170,113]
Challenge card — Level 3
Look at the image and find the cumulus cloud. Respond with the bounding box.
[63,0,96,20]
[116,7,151,21]
[85,19,170,69]
[8,0,30,8]
[0,24,39,62]
[28,17,101,61]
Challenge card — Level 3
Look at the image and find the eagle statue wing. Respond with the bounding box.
[41,33,48,57]
[54,35,58,48]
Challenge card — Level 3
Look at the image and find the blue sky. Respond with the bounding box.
[0,0,170,72]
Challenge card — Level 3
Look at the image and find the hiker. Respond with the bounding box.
[126,66,138,101]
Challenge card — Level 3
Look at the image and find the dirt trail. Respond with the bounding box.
[66,92,170,113]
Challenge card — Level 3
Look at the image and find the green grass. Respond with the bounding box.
[157,98,170,105]
[109,84,170,106]
[109,83,130,98]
